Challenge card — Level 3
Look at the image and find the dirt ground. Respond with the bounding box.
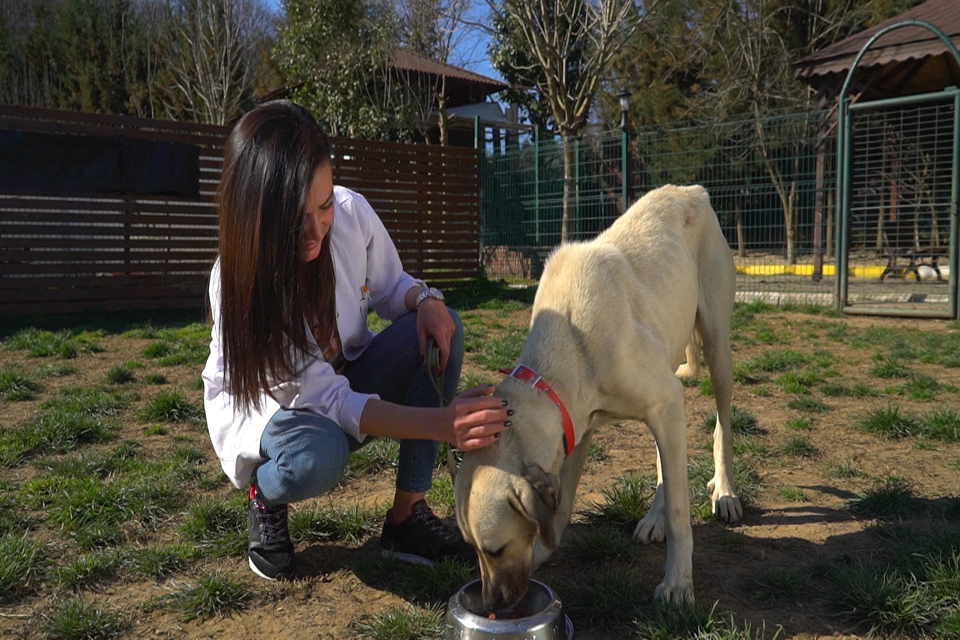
[1,309,959,639]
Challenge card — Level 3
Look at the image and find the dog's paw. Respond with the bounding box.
[633,511,665,544]
[654,581,695,605]
[712,495,743,523]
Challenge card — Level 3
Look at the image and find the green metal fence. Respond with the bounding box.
[480,108,838,306]
[835,21,960,318]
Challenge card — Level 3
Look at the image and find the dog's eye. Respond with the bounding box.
[485,545,507,558]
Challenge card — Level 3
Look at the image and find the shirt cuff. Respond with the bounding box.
[340,392,378,442]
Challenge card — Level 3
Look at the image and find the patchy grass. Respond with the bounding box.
[3,300,960,639]
[353,602,444,640]
[847,477,922,519]
[165,571,253,622]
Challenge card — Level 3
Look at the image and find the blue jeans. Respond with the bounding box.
[254,309,464,506]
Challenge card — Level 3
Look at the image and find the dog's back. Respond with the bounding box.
[533,184,733,374]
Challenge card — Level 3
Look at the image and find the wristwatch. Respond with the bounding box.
[415,286,445,308]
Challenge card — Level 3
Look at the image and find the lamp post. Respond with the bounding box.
[617,89,630,132]
[617,89,631,211]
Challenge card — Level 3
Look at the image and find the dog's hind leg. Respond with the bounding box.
[635,445,666,543]
[699,301,742,523]
[674,330,702,380]
[633,379,694,603]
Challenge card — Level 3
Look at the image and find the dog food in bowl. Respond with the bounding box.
[444,579,573,639]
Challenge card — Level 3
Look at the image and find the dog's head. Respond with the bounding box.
[455,449,561,612]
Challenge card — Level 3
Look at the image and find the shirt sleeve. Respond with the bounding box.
[286,357,376,443]
[203,259,376,444]
[346,190,421,320]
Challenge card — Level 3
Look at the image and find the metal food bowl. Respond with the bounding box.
[443,579,574,640]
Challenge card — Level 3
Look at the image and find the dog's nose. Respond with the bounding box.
[482,578,527,612]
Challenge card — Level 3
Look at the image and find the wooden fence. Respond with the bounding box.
[0,106,480,315]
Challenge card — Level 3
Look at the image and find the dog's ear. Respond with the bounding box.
[507,464,561,550]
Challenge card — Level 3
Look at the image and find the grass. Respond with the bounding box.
[289,503,383,544]
[857,405,922,439]
[348,438,400,477]
[138,389,203,423]
[4,299,960,637]
[0,533,46,600]
[699,405,762,436]
[471,330,526,371]
[42,597,129,639]
[0,368,42,401]
[824,562,946,636]
[0,407,120,466]
[178,497,247,558]
[106,364,136,385]
[581,474,652,529]
[780,435,819,458]
[353,602,444,640]
[786,396,829,413]
[5,327,104,358]
[779,487,806,502]
[825,459,867,479]
[848,477,921,519]
[562,564,646,634]
[747,568,807,605]
[166,571,253,621]
[868,359,912,379]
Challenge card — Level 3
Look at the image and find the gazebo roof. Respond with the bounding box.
[391,49,508,107]
[794,0,960,97]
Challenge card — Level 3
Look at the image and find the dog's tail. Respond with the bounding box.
[675,328,702,380]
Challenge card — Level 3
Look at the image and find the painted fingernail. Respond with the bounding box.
[507,409,514,416]
[504,421,512,427]
[502,400,508,406]
[494,432,501,438]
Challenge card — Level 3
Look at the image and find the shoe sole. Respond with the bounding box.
[381,549,435,566]
[248,556,294,581]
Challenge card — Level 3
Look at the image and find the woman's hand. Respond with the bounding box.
[416,297,455,371]
[444,385,511,451]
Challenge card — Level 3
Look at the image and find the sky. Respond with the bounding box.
[262,0,505,83]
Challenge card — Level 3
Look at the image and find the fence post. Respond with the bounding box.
[534,128,541,245]
[621,129,629,213]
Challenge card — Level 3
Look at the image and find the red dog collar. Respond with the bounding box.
[500,364,575,458]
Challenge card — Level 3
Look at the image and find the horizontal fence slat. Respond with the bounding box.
[1,106,480,314]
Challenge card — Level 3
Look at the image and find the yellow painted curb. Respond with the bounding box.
[736,264,890,278]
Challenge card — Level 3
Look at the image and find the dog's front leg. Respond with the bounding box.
[642,389,694,604]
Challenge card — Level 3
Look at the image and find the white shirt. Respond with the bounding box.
[201,186,421,488]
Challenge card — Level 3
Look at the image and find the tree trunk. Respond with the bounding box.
[561,132,576,243]
[826,188,834,260]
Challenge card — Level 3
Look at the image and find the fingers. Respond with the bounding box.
[438,340,450,372]
[416,323,428,358]
[458,423,507,450]
[458,384,496,399]
[450,397,512,451]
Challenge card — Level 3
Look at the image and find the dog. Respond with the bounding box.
[454,184,741,611]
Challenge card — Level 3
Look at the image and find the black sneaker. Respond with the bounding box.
[247,483,295,580]
[380,500,477,566]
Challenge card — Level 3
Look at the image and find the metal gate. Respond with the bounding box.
[837,21,960,317]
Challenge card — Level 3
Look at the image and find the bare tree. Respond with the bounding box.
[491,0,642,242]
[393,0,475,145]
[161,0,270,125]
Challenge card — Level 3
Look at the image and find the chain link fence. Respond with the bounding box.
[480,108,838,306]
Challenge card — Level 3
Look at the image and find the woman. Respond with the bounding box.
[202,101,510,581]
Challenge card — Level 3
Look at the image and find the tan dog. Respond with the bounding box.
[454,184,741,611]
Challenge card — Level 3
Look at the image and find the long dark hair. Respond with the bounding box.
[216,100,336,413]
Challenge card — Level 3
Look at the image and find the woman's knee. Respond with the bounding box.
[264,411,351,502]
